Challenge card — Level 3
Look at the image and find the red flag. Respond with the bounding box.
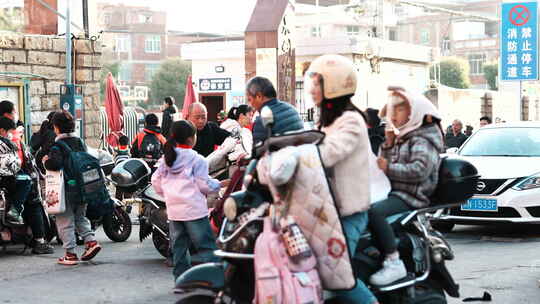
[182,75,196,119]
[104,73,124,147]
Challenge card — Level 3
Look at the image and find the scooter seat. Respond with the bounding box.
[143,186,165,204]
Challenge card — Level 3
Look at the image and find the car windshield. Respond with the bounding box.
[460,127,540,157]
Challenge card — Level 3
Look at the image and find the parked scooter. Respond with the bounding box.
[174,107,478,304]
[45,148,132,244]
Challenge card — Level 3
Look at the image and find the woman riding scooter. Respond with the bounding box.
[305,54,379,304]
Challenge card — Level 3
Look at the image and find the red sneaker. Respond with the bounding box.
[81,241,102,261]
[58,252,79,265]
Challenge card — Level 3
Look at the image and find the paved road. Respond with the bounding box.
[1,223,539,303]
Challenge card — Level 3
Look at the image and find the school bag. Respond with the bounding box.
[55,140,113,216]
[253,216,323,304]
[136,132,166,160]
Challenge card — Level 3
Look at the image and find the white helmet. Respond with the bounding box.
[307,54,357,100]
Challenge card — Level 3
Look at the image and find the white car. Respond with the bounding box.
[434,122,540,232]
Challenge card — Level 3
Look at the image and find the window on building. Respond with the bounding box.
[145,35,161,53]
[145,63,160,81]
[311,25,321,38]
[139,13,152,24]
[442,39,451,51]
[468,54,486,75]
[388,29,397,41]
[114,35,130,53]
[118,63,132,82]
[103,13,111,25]
[420,29,430,45]
[346,25,360,36]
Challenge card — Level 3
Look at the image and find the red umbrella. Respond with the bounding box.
[104,73,124,147]
[182,75,197,119]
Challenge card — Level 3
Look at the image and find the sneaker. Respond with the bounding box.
[81,241,102,261]
[6,208,24,226]
[369,258,407,286]
[32,242,54,254]
[58,252,79,265]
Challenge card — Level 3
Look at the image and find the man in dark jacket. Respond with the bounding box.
[187,103,230,157]
[247,76,304,144]
[445,119,468,148]
[131,113,166,162]
[161,96,177,138]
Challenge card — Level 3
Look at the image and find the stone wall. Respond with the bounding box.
[0,34,102,147]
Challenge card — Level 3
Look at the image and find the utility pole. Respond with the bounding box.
[66,0,72,84]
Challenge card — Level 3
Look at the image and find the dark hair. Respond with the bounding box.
[246,76,277,99]
[164,96,174,106]
[118,135,129,146]
[365,108,381,128]
[0,117,15,132]
[145,113,158,126]
[0,100,15,116]
[316,76,365,128]
[164,120,196,167]
[479,116,492,124]
[51,110,75,134]
[38,111,55,135]
[227,107,237,119]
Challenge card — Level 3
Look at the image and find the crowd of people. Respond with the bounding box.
[1,53,501,302]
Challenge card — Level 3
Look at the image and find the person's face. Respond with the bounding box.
[188,106,207,131]
[246,92,265,111]
[391,103,411,128]
[309,75,323,106]
[239,110,254,127]
[480,119,489,127]
[53,125,61,135]
[452,121,462,133]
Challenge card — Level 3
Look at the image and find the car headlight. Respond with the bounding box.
[512,175,540,191]
[223,197,237,220]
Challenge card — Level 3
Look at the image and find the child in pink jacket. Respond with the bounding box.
[152,120,226,281]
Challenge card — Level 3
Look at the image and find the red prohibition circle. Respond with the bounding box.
[509,5,530,26]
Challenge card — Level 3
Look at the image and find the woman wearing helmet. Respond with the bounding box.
[307,55,379,304]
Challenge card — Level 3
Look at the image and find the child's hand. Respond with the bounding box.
[42,155,49,163]
[377,156,388,173]
[220,179,230,188]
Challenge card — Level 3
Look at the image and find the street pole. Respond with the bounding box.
[82,0,89,39]
[66,0,72,85]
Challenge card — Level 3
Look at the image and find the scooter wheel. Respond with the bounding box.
[103,207,132,242]
[152,229,170,258]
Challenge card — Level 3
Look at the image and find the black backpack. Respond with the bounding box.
[55,141,113,216]
[136,132,165,160]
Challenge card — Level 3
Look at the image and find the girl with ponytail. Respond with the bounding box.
[152,120,227,281]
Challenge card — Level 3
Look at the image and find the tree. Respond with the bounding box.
[430,57,471,89]
[149,58,191,108]
[483,62,498,90]
[99,61,120,101]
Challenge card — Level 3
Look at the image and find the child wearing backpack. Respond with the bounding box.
[151,120,227,281]
[44,111,102,265]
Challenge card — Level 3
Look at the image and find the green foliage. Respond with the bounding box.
[483,62,498,90]
[149,58,192,107]
[430,57,471,89]
[99,62,120,101]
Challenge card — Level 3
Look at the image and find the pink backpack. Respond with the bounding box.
[253,217,323,304]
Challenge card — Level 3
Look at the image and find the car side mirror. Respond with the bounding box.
[260,106,274,128]
[446,147,458,154]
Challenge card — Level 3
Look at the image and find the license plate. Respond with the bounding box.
[461,198,498,211]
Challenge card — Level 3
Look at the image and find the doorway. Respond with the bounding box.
[199,93,225,123]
